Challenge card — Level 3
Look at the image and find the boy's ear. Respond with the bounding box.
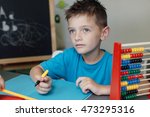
[100,26,110,41]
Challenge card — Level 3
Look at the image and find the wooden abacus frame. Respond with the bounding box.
[110,42,150,100]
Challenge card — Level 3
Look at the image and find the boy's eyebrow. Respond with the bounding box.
[68,27,74,29]
[68,25,92,30]
[82,25,92,28]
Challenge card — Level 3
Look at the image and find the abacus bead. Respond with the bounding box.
[129,48,132,52]
[132,48,135,52]
[121,49,124,53]
[139,53,143,57]
[128,76,132,80]
[121,91,127,96]
[139,58,142,62]
[139,74,143,78]
[121,86,127,91]
[137,79,140,83]
[136,69,141,73]
[127,85,132,90]
[121,81,128,86]
[138,64,142,68]
[128,80,132,85]
[141,47,144,52]
[122,76,128,81]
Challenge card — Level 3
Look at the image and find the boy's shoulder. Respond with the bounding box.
[102,49,112,62]
[102,49,112,57]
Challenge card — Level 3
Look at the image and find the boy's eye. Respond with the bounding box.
[69,29,75,34]
[83,28,90,33]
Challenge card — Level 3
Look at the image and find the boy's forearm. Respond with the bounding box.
[30,65,44,82]
[97,85,110,95]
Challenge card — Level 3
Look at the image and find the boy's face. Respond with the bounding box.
[68,15,102,55]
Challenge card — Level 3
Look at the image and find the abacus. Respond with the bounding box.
[110,42,150,100]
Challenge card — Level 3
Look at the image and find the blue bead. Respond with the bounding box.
[121,86,127,91]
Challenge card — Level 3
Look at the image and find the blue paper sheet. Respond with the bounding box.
[1,75,91,100]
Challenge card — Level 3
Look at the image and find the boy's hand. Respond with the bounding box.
[76,77,110,95]
[0,75,5,90]
[36,76,52,94]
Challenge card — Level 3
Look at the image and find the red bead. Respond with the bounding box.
[131,75,135,79]
[135,54,138,58]
[121,49,124,53]
[124,49,127,53]
[128,76,132,80]
[138,74,143,78]
[125,71,128,75]
[130,54,133,58]
[140,53,143,57]
[121,72,124,75]
[129,48,132,52]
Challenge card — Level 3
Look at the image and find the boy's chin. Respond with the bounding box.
[76,49,87,55]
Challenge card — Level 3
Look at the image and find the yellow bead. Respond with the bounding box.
[127,85,132,90]
[141,47,144,52]
[121,55,124,59]
[127,54,130,59]
[137,48,140,52]
[121,81,128,86]
[132,48,135,52]
[135,48,138,52]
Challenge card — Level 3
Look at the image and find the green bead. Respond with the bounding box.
[121,76,127,81]
[121,91,127,96]
[136,69,140,73]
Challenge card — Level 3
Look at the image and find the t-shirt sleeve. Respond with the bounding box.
[40,50,68,79]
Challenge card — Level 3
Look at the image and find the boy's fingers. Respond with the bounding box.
[39,81,51,88]
[76,78,83,86]
[37,86,51,92]
[37,89,50,94]
[82,85,90,93]
[40,76,50,82]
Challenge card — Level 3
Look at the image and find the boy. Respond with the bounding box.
[30,0,112,95]
[0,75,5,90]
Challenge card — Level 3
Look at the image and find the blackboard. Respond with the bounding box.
[0,0,56,64]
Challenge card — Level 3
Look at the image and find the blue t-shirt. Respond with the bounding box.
[40,48,112,85]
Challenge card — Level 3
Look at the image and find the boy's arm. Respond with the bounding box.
[30,65,45,83]
[0,75,5,90]
[76,77,110,95]
[30,65,52,94]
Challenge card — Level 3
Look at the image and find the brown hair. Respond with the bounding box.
[65,0,107,28]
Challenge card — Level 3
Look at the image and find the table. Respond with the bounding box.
[0,71,148,100]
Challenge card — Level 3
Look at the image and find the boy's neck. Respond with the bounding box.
[82,49,104,64]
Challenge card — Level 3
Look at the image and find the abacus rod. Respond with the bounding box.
[145,47,150,50]
[143,73,150,76]
[122,42,150,47]
[138,87,150,92]
[139,83,150,87]
[122,63,150,67]
[140,78,150,82]
[143,58,150,61]
[137,92,150,97]
[141,63,150,66]
[141,68,150,72]
[143,53,150,56]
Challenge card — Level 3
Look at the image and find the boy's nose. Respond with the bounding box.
[75,32,82,41]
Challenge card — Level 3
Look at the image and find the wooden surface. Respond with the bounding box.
[0,61,41,71]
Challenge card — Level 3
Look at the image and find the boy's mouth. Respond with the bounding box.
[75,44,85,48]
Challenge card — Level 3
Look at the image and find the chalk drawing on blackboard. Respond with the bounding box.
[0,6,49,48]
